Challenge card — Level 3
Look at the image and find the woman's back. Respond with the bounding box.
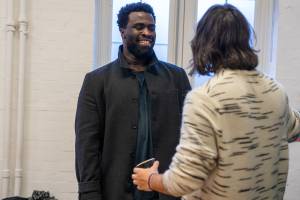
[180,69,292,200]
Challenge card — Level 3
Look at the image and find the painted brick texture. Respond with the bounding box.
[0,0,299,200]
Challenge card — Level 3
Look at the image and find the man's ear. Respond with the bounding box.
[120,28,126,39]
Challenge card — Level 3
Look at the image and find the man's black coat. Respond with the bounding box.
[75,51,191,200]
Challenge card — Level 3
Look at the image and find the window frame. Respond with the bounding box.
[93,0,113,68]
[254,0,278,77]
[94,0,278,80]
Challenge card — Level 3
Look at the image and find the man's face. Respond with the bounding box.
[121,11,156,59]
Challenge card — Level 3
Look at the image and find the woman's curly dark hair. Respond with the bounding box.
[117,2,156,29]
[191,4,258,75]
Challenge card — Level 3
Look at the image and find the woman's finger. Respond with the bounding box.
[133,167,142,173]
[151,160,159,170]
[133,180,136,185]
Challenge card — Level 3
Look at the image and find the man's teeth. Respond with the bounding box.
[139,40,150,45]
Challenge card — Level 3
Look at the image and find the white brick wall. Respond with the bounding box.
[276,0,300,109]
[21,0,93,199]
[1,0,93,199]
[0,0,299,200]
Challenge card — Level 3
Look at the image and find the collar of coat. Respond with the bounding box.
[116,45,159,76]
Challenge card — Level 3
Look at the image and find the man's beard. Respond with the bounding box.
[127,43,154,59]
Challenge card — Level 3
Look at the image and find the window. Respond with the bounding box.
[94,0,278,88]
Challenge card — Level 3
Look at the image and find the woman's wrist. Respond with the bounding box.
[147,172,158,191]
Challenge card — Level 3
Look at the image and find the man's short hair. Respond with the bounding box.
[117,2,156,29]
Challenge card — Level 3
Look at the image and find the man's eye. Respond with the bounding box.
[148,25,156,31]
[134,24,145,30]
[133,24,156,31]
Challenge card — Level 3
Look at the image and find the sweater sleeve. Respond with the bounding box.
[162,91,218,196]
[287,107,300,142]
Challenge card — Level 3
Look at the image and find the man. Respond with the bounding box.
[75,2,191,200]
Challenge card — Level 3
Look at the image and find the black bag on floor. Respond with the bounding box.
[28,190,57,200]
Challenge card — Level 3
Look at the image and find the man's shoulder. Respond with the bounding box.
[157,60,184,73]
[82,60,120,86]
[87,60,119,77]
[92,60,117,73]
[158,60,180,69]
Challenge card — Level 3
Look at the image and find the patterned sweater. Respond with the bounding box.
[162,69,300,200]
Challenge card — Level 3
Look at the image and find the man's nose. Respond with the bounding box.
[141,27,154,36]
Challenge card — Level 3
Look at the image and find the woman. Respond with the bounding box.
[132,4,300,200]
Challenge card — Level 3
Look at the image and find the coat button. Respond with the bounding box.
[132,125,137,129]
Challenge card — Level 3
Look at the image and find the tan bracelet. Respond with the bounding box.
[147,172,158,191]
